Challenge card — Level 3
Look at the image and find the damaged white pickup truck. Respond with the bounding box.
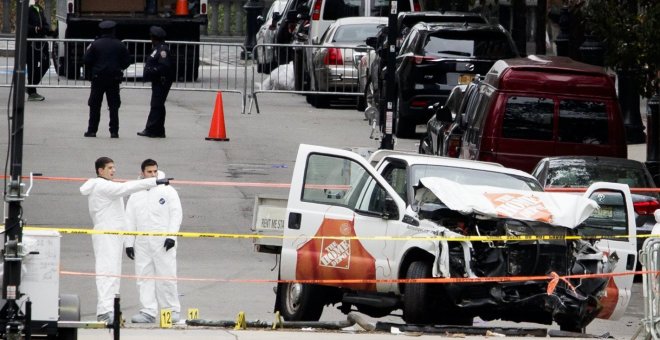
[254,144,636,332]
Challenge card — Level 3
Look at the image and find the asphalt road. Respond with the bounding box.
[0,85,649,339]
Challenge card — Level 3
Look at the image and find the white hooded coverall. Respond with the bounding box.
[126,176,182,317]
[80,177,158,316]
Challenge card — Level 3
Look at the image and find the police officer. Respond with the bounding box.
[26,0,53,101]
[83,21,130,138]
[137,26,174,138]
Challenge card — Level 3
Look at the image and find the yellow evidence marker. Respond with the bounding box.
[160,309,173,328]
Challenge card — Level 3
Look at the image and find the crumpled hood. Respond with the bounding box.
[419,177,599,228]
[80,177,101,195]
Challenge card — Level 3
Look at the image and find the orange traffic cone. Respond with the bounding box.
[175,0,189,16]
[206,92,229,141]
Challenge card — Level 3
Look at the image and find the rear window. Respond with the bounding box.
[558,100,609,144]
[546,162,651,188]
[333,24,382,42]
[423,31,516,59]
[323,0,412,19]
[502,96,554,140]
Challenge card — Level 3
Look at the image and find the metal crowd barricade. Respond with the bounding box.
[1,38,249,114]
[638,237,660,340]
[249,43,373,113]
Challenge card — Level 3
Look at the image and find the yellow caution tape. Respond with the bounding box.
[22,226,660,242]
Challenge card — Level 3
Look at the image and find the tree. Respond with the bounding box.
[584,0,660,97]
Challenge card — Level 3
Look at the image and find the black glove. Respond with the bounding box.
[125,247,135,260]
[164,238,175,251]
[156,177,174,185]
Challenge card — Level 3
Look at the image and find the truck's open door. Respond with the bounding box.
[580,182,637,320]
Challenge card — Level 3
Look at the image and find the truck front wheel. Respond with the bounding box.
[277,282,324,321]
[403,261,435,324]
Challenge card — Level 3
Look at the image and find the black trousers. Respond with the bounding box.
[26,42,49,95]
[144,80,172,136]
[87,78,121,134]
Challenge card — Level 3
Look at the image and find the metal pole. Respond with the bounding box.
[646,94,660,186]
[379,0,397,150]
[2,0,29,337]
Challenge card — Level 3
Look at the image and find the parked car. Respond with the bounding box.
[394,22,518,138]
[531,156,660,254]
[307,17,387,108]
[419,84,467,155]
[255,0,289,73]
[295,0,422,97]
[459,56,628,173]
[357,11,488,113]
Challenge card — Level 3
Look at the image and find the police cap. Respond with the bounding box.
[99,20,117,30]
[149,26,167,39]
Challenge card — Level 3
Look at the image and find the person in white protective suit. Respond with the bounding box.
[80,156,171,324]
[125,159,182,323]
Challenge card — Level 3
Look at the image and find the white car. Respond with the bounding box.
[255,0,289,73]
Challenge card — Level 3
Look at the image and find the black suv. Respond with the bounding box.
[393,22,518,137]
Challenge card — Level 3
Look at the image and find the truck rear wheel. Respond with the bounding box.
[277,282,323,321]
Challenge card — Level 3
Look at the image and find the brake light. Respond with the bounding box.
[413,0,421,11]
[201,3,207,14]
[447,135,461,157]
[324,48,343,65]
[414,55,435,64]
[410,100,428,107]
[67,0,74,13]
[312,0,321,20]
[634,199,660,215]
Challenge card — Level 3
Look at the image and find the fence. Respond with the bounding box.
[638,237,660,340]
[249,43,374,113]
[1,37,248,113]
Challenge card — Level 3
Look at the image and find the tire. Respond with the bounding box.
[310,95,329,108]
[403,261,435,324]
[395,110,416,139]
[277,282,324,321]
[356,89,366,112]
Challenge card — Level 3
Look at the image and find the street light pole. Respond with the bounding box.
[2,0,30,338]
[379,0,397,150]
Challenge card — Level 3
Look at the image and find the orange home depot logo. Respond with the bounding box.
[319,239,351,269]
[484,193,553,223]
[296,217,376,291]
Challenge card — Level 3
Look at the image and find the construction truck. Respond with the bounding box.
[53,0,208,81]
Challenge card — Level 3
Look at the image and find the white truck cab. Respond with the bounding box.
[261,144,636,331]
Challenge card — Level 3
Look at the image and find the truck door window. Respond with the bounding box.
[558,99,608,144]
[577,190,629,239]
[502,96,554,140]
[381,164,407,201]
[303,153,387,216]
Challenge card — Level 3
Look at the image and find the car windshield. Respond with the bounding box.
[333,24,382,42]
[411,164,543,192]
[423,31,516,59]
[546,161,651,188]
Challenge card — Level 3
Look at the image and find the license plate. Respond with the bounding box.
[458,74,474,85]
[591,206,613,219]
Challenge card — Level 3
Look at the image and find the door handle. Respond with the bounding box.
[626,253,636,271]
[288,212,301,230]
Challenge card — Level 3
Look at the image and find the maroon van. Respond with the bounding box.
[459,56,627,173]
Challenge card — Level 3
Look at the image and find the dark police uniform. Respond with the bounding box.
[138,26,174,138]
[83,21,130,138]
[27,3,52,97]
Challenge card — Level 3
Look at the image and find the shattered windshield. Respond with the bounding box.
[411,164,543,192]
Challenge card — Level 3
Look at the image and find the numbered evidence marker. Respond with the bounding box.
[160,309,173,328]
[187,308,199,320]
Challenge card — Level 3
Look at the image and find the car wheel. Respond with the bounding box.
[356,81,369,112]
[310,95,329,108]
[277,282,324,321]
[403,261,434,324]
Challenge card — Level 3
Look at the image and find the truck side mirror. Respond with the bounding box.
[366,36,378,49]
[383,195,399,220]
[435,106,452,123]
